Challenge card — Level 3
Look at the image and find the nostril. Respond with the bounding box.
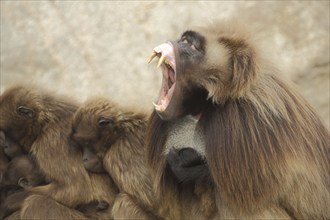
[83,158,88,162]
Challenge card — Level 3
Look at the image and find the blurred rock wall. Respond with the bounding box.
[1,1,329,128]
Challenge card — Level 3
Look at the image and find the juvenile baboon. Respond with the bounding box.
[71,97,162,220]
[147,20,330,219]
[0,85,117,219]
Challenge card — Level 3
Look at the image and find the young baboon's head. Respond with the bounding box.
[71,98,121,156]
[0,86,43,150]
[0,85,77,152]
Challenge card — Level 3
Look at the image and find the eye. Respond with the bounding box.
[182,38,189,44]
[18,177,29,188]
[181,37,198,51]
[98,117,113,127]
[17,106,35,118]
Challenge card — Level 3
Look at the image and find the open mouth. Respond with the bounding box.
[148,42,176,112]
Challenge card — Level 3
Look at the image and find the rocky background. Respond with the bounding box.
[1,1,329,129]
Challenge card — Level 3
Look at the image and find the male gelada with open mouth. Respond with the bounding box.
[146,20,330,220]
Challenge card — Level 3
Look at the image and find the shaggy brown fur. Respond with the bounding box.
[146,21,330,219]
[0,132,9,207]
[0,131,9,183]
[71,97,162,219]
[0,85,117,219]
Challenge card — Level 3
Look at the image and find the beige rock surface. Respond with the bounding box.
[1,1,329,128]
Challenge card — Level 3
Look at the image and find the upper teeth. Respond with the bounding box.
[157,54,166,68]
[148,52,171,69]
[148,52,157,64]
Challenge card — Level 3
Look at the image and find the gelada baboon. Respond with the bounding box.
[0,85,117,219]
[71,97,162,220]
[147,20,330,219]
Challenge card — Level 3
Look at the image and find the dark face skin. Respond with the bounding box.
[0,131,24,159]
[155,30,209,120]
[71,114,117,174]
[81,145,105,174]
[167,147,209,183]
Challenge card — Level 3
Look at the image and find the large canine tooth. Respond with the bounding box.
[152,102,160,110]
[152,102,164,112]
[157,54,166,68]
[148,52,157,64]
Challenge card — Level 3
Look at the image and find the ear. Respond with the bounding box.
[98,117,113,127]
[18,177,30,188]
[17,106,35,118]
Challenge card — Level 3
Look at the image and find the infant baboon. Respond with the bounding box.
[1,155,47,189]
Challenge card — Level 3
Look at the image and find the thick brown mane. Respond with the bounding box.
[201,73,330,212]
[146,112,171,192]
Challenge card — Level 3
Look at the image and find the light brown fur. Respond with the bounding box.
[0,85,117,219]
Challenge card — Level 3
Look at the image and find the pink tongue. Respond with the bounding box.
[153,43,176,70]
